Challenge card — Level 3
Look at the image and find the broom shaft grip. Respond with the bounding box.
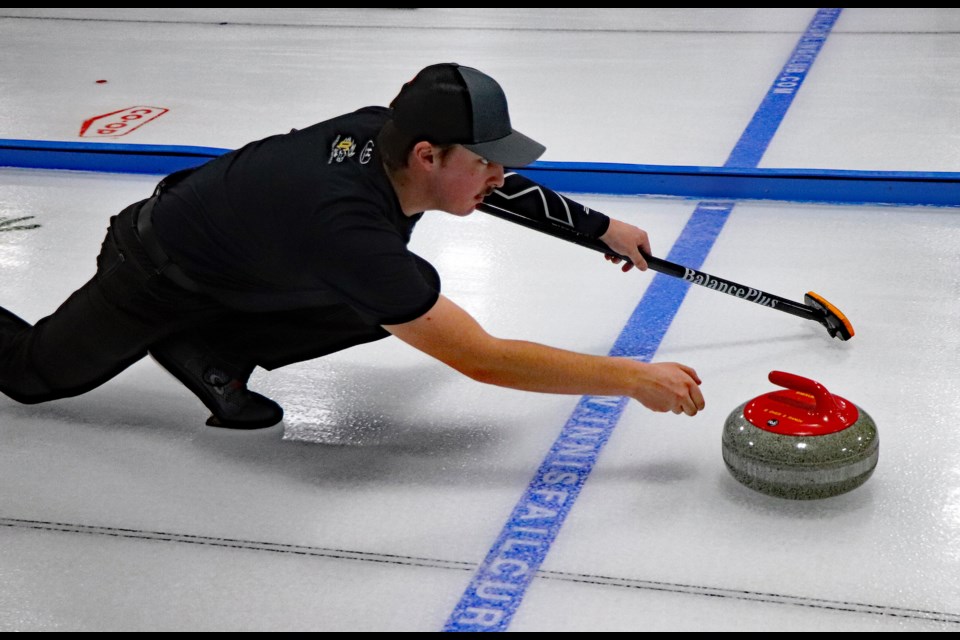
[477,201,820,322]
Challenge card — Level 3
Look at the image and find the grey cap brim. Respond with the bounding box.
[463,129,546,168]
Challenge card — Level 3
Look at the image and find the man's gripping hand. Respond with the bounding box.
[600,218,651,272]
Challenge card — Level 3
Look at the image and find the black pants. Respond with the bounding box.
[0,199,393,404]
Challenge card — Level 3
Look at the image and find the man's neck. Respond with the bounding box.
[384,163,430,217]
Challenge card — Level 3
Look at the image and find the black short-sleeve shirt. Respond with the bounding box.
[151,107,440,325]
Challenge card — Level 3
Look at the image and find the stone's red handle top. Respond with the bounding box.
[768,370,841,415]
[744,370,858,436]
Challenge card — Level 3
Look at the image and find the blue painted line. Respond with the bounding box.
[440,202,733,632]
[0,138,226,175]
[6,102,960,208]
[726,8,842,168]
[443,9,842,632]
[613,203,736,360]
[441,394,627,632]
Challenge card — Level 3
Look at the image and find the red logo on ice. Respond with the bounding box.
[79,106,168,138]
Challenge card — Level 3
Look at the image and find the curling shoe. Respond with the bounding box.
[150,337,283,429]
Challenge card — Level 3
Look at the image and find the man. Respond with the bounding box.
[0,62,704,428]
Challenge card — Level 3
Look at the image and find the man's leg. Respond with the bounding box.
[147,248,440,430]
[0,201,219,404]
[149,328,285,429]
[149,304,390,429]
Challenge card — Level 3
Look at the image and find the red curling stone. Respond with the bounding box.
[722,371,879,500]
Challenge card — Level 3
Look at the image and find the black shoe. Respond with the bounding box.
[150,337,283,429]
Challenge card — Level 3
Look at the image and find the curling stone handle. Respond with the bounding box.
[768,371,841,414]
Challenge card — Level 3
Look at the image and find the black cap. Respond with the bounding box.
[389,63,546,168]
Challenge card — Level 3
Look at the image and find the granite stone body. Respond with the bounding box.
[722,400,879,500]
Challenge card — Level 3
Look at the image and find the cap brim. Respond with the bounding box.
[463,129,545,168]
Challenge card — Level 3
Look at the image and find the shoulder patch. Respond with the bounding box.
[328,135,357,164]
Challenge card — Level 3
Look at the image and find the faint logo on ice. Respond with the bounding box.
[79,106,169,138]
[0,216,40,232]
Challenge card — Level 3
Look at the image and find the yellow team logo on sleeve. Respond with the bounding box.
[328,135,357,164]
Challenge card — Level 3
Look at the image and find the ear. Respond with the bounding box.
[410,141,438,171]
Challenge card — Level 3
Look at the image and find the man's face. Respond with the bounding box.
[434,145,505,216]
